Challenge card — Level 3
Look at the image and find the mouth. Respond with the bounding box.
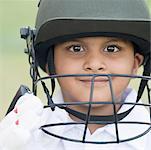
[78,77,109,88]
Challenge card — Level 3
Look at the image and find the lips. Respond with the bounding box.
[80,79,109,82]
[78,77,109,82]
[77,77,109,87]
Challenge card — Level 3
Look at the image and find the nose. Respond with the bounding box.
[83,51,106,73]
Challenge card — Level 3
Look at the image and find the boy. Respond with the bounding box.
[0,0,150,150]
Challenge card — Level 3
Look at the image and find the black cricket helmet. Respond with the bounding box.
[34,0,150,74]
[30,0,151,144]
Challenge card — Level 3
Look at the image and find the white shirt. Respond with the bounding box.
[0,88,150,150]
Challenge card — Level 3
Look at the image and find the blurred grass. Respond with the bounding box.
[0,0,151,120]
[0,0,38,120]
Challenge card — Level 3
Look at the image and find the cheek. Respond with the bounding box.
[54,56,81,74]
[108,57,135,98]
[108,57,135,74]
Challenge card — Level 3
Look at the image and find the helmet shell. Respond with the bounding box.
[34,0,150,72]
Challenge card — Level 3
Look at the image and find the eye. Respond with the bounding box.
[104,45,120,53]
[69,45,84,53]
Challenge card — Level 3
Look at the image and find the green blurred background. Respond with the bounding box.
[0,0,151,120]
[0,0,38,120]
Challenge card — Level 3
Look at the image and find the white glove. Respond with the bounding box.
[0,93,44,150]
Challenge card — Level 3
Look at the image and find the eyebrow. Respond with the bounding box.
[105,38,130,43]
[68,38,128,43]
[59,37,131,46]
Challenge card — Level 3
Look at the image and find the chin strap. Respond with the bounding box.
[59,106,133,122]
[42,78,56,111]
[137,56,150,101]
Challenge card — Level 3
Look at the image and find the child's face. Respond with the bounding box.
[54,37,143,105]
